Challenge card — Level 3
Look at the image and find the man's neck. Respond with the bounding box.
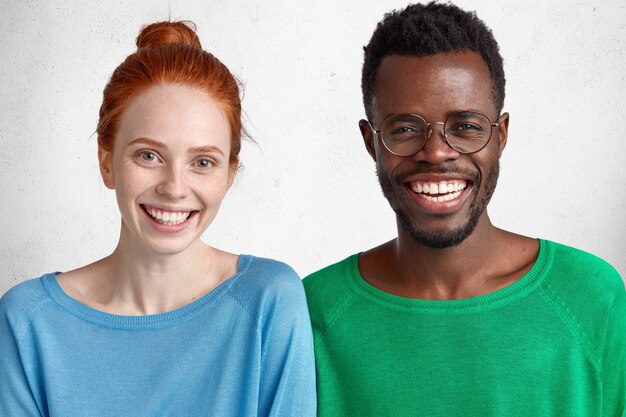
[359,215,538,300]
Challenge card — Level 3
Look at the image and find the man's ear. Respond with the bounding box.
[496,112,509,157]
[359,119,377,162]
[98,146,115,189]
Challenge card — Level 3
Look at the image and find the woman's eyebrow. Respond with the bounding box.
[128,137,165,148]
[188,145,225,156]
[127,138,225,156]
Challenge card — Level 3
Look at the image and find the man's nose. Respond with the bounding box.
[415,122,460,164]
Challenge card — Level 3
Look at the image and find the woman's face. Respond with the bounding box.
[99,84,236,255]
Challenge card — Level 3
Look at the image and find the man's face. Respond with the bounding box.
[360,51,509,248]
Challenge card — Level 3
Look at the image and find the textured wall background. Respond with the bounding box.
[1,0,625,295]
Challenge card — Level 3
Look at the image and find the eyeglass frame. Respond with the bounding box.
[361,111,501,156]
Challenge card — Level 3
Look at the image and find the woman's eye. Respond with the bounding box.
[140,151,158,162]
[196,158,213,168]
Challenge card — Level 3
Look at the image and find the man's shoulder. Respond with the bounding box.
[543,239,623,293]
[303,254,359,320]
[540,240,625,366]
[303,254,358,293]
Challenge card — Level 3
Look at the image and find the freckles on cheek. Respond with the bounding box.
[116,165,153,193]
[204,181,229,198]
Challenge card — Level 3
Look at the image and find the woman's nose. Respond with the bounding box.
[156,166,189,200]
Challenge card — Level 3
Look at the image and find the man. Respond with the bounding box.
[303,2,625,416]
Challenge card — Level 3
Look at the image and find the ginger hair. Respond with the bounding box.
[97,21,243,163]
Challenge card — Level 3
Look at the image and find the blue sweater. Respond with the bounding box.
[0,255,316,416]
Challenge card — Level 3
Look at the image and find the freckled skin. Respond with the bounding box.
[100,84,235,256]
[56,84,240,315]
[358,51,539,300]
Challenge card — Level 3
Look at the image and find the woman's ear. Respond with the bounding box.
[98,146,115,189]
[227,159,239,189]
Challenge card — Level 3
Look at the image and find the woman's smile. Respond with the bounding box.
[140,204,198,232]
[100,84,235,255]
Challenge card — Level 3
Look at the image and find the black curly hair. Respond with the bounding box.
[362,1,505,120]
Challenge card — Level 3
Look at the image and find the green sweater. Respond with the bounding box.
[303,240,625,416]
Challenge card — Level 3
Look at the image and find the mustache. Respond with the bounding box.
[394,165,479,184]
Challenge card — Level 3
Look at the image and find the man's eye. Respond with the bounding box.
[392,125,424,136]
[455,123,481,131]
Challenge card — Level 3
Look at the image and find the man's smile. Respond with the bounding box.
[408,180,468,202]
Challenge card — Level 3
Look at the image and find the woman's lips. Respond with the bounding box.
[140,204,198,231]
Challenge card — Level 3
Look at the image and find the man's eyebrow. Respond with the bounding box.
[127,137,226,156]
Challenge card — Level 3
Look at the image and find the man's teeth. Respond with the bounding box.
[420,191,462,202]
[410,180,467,202]
[146,207,191,225]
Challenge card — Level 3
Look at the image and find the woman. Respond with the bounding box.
[0,21,315,416]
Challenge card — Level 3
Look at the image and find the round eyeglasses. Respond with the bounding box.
[366,111,500,156]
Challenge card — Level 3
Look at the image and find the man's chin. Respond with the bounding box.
[396,209,479,249]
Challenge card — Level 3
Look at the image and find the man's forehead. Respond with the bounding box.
[371,52,497,118]
[375,51,490,83]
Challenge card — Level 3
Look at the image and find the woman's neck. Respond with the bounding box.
[57,237,237,316]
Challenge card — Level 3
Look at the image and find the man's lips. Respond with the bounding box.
[407,179,468,202]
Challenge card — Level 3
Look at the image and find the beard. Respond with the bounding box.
[377,162,500,249]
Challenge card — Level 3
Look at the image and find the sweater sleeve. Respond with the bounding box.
[256,265,317,417]
[602,289,626,417]
[0,284,45,417]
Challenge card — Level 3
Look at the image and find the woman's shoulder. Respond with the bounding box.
[230,255,305,311]
[1,275,51,310]
[0,274,55,330]
[238,255,301,289]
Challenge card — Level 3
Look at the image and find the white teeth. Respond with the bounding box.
[411,180,467,195]
[419,190,462,202]
[146,207,191,226]
[410,180,467,202]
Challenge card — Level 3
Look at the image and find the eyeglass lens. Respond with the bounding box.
[381,112,493,155]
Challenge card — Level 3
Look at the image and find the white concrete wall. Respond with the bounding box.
[1,0,625,295]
